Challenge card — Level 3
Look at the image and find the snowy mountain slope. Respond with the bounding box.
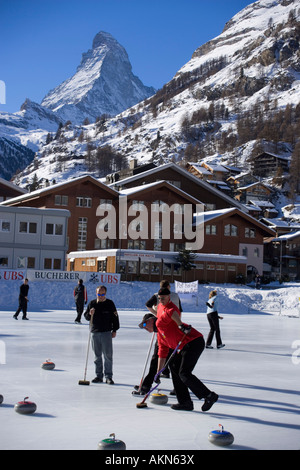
[11,0,300,191]
[41,31,156,124]
[0,99,63,180]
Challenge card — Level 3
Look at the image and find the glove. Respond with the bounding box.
[206,302,212,308]
[154,373,161,384]
[178,324,192,335]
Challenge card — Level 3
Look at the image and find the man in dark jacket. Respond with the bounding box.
[13,278,29,320]
[74,279,87,323]
[84,285,119,384]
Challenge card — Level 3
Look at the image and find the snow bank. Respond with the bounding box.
[1,279,300,317]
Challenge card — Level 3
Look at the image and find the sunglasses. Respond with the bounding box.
[97,293,106,297]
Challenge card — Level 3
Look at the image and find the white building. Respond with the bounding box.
[0,206,70,270]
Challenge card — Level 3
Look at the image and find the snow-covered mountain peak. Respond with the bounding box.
[92,31,120,50]
[41,31,155,125]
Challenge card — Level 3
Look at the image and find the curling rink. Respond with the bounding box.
[0,309,299,451]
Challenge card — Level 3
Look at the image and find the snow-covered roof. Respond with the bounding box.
[119,180,204,205]
[0,174,119,206]
[109,162,246,212]
[273,231,300,242]
[249,200,275,208]
[0,176,27,194]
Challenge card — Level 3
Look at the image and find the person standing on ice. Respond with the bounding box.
[13,278,30,320]
[74,279,87,323]
[205,290,225,349]
[84,285,119,384]
[143,280,182,380]
[141,287,219,412]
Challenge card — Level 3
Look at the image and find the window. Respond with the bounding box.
[169,242,185,252]
[216,264,225,271]
[154,239,162,250]
[76,197,92,208]
[118,260,126,274]
[97,260,107,272]
[0,220,10,232]
[46,223,63,235]
[245,228,256,238]
[87,259,95,267]
[99,199,113,212]
[27,257,35,269]
[140,262,150,274]
[55,195,68,206]
[131,200,145,211]
[0,257,8,267]
[289,259,297,268]
[206,224,217,235]
[242,247,248,256]
[163,263,172,275]
[150,263,160,275]
[95,238,113,249]
[127,240,146,250]
[53,259,61,270]
[78,217,88,250]
[19,222,37,234]
[44,258,52,269]
[44,258,61,270]
[224,224,238,236]
[173,263,182,276]
[254,248,260,258]
[128,261,138,273]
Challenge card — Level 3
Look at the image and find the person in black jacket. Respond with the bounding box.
[74,279,87,323]
[13,278,30,320]
[84,285,119,384]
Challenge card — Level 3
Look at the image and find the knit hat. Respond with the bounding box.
[138,313,156,329]
[158,287,171,296]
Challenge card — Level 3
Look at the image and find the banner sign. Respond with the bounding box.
[0,269,26,281]
[26,270,121,285]
[174,280,198,294]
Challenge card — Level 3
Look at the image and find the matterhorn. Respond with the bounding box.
[41,31,155,124]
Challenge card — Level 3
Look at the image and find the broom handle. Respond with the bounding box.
[140,333,186,405]
[83,315,93,380]
[137,331,155,392]
[83,329,92,381]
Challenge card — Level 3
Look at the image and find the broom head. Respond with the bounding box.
[78,380,90,385]
[136,402,148,408]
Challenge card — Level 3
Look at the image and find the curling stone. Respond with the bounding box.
[149,392,168,405]
[208,424,234,447]
[98,433,126,450]
[14,397,37,415]
[0,394,3,405]
[41,359,55,370]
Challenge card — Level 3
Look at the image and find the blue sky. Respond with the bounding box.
[0,0,253,113]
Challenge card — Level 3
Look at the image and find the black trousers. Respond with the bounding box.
[170,336,210,404]
[15,297,28,318]
[206,311,222,347]
[75,299,84,321]
[142,341,171,390]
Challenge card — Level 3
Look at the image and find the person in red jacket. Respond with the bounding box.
[140,287,218,412]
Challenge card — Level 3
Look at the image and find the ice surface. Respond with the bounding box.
[0,304,299,451]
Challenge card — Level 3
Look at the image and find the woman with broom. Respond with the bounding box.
[140,287,218,412]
